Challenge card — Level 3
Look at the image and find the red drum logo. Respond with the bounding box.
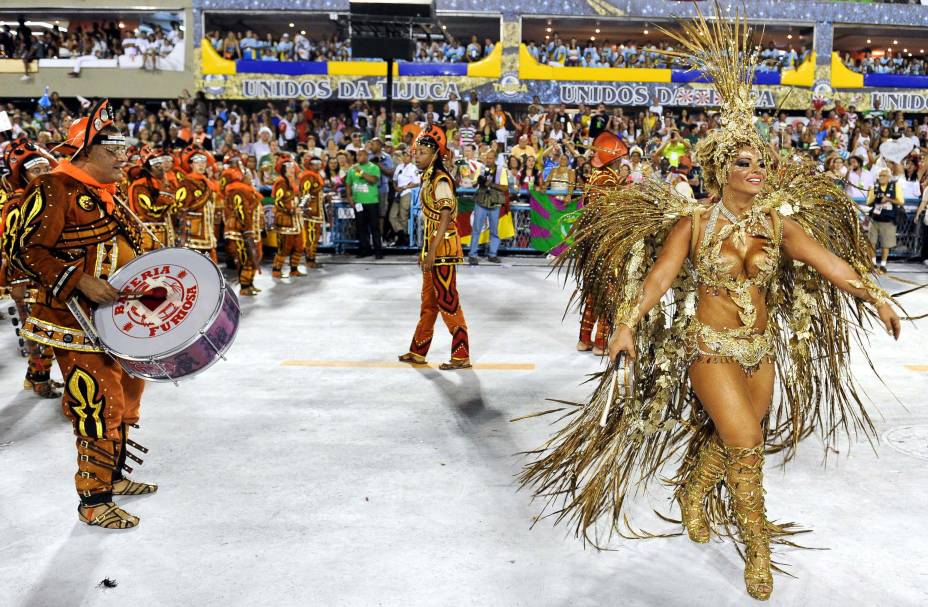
[112,264,199,338]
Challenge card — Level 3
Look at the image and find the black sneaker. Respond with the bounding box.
[374,254,384,260]
[487,256,501,264]
[468,257,479,266]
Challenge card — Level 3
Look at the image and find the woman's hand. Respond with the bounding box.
[877,301,902,340]
[607,325,636,363]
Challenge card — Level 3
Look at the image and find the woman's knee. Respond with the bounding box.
[716,426,763,449]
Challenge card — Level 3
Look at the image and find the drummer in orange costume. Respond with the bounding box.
[222,162,263,296]
[4,99,157,529]
[127,146,177,252]
[576,131,628,356]
[398,125,471,370]
[271,154,305,279]
[0,136,63,398]
[298,155,325,269]
[174,145,219,262]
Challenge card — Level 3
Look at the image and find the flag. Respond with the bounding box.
[528,188,581,255]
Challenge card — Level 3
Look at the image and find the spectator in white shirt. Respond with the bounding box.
[845,155,874,201]
[253,126,273,165]
[389,147,420,246]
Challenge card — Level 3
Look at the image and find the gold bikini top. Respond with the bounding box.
[691,202,783,329]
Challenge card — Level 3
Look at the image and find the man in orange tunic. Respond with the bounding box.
[174,145,219,261]
[5,100,156,529]
[271,154,305,278]
[298,154,325,269]
[222,162,263,296]
[0,136,62,398]
[127,146,177,252]
[398,126,471,370]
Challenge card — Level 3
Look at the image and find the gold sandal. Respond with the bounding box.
[113,478,158,496]
[724,444,773,601]
[78,502,140,529]
[439,358,472,371]
[398,352,427,365]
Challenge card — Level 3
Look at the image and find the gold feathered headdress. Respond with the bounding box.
[658,2,769,195]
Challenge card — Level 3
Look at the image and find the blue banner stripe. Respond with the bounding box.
[236,61,328,76]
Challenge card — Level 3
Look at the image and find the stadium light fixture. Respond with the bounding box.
[866,39,871,44]
[787,34,792,40]
[118,22,125,28]
[643,29,649,35]
[903,48,908,52]
[893,40,898,45]
[590,36,596,41]
[301,30,306,35]
[289,23,295,28]
[595,28,600,34]
[546,27,552,33]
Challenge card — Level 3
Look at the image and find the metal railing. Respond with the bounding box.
[317,190,925,259]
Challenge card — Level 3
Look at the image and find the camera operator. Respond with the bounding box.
[866,166,905,273]
[468,149,508,265]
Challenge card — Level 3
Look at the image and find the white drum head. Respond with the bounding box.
[93,247,224,360]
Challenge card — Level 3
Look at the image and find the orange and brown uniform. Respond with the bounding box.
[174,172,218,253]
[128,174,177,251]
[4,160,147,505]
[224,176,263,289]
[0,187,59,387]
[298,169,324,263]
[272,174,304,272]
[407,166,469,361]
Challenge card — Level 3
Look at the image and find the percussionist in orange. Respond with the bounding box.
[4,99,157,529]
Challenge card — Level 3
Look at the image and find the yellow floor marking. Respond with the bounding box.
[281,360,535,371]
[904,364,928,372]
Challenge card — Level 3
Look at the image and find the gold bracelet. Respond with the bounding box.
[848,278,890,308]
[614,297,641,332]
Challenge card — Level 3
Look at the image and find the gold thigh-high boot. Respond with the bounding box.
[678,434,726,543]
[724,443,773,601]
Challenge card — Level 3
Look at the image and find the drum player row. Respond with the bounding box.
[0,109,318,401]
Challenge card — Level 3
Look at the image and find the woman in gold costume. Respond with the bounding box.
[520,6,902,602]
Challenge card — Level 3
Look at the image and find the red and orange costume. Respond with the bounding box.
[222,166,263,295]
[297,162,325,269]
[127,147,177,252]
[401,126,470,367]
[0,137,61,398]
[271,155,305,278]
[578,132,628,353]
[3,102,153,520]
[174,146,219,261]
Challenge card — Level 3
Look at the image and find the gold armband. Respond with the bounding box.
[848,278,890,308]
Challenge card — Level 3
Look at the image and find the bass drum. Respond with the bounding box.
[92,247,241,382]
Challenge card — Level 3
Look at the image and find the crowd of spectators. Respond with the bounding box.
[3,89,927,259]
[842,50,928,75]
[525,37,809,71]
[0,18,183,78]
[207,29,496,63]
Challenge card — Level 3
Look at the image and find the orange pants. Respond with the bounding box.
[231,239,257,288]
[274,232,305,272]
[54,348,145,504]
[579,296,611,350]
[409,266,469,360]
[303,222,322,263]
[11,287,55,383]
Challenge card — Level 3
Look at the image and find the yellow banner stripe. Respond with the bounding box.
[281,359,534,371]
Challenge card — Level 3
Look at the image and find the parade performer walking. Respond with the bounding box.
[174,145,219,261]
[398,126,471,370]
[576,131,628,356]
[271,154,305,279]
[298,155,325,269]
[4,100,157,529]
[222,162,263,296]
[127,147,177,252]
[519,6,901,601]
[1,136,62,398]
